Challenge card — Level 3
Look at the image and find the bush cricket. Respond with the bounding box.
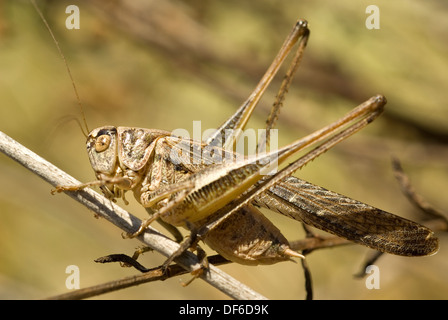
[50,17,439,274]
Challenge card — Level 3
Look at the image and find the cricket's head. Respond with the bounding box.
[86,126,121,199]
[86,126,118,174]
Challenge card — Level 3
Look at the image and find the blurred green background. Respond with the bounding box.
[0,0,447,299]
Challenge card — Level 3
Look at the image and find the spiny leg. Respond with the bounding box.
[154,97,384,270]
[51,176,131,195]
[126,179,195,238]
[95,247,153,273]
[160,223,210,286]
[180,245,209,287]
[257,22,309,153]
[126,188,192,238]
[129,20,381,272]
[206,20,310,150]
[156,216,184,243]
[161,222,202,271]
[195,96,386,241]
[164,20,310,269]
[122,20,310,266]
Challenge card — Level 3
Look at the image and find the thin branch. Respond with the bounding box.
[289,234,352,253]
[392,156,448,224]
[353,251,384,279]
[46,254,230,300]
[300,258,313,300]
[0,131,267,300]
[3,130,445,299]
[47,235,353,299]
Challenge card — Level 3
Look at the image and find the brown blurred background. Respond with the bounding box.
[0,0,447,299]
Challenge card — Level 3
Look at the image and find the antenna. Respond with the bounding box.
[30,0,90,137]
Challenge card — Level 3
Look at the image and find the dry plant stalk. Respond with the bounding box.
[0,130,267,300]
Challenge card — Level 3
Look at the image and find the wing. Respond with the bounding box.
[164,136,439,256]
[164,136,242,170]
[254,176,439,256]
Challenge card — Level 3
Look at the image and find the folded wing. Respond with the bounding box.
[254,176,439,256]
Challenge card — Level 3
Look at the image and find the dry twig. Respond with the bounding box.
[0,130,267,300]
[392,157,448,225]
[2,131,445,299]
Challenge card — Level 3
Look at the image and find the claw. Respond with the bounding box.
[124,215,159,239]
[283,248,305,260]
[180,247,209,287]
[181,267,205,287]
[50,185,73,195]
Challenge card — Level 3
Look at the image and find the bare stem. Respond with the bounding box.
[0,131,267,300]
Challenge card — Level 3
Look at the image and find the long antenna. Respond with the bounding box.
[30,0,90,137]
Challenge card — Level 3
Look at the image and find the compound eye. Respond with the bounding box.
[95,134,111,153]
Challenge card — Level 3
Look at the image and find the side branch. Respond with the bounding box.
[0,131,267,300]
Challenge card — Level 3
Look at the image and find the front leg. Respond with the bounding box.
[160,224,209,287]
[127,180,194,238]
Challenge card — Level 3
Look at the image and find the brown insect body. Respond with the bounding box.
[85,117,438,265]
[74,20,438,266]
[87,125,298,265]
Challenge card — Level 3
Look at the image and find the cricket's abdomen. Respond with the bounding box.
[199,205,301,265]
